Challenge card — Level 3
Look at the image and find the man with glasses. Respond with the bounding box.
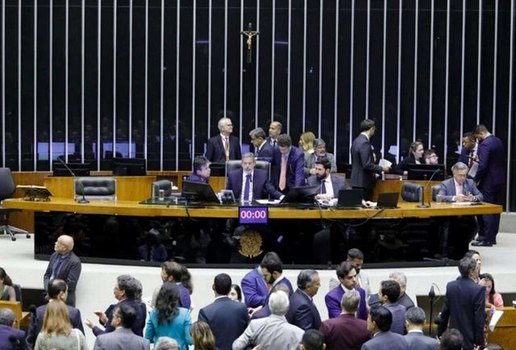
[205,116,242,163]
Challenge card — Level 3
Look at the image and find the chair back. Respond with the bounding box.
[151,180,172,198]
[0,168,16,201]
[224,160,271,188]
[431,184,441,201]
[75,177,116,201]
[13,284,22,302]
[401,182,423,202]
[0,300,27,329]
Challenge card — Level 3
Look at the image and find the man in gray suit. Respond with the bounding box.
[304,138,337,177]
[93,303,150,350]
[233,290,304,350]
[404,307,439,350]
[306,158,348,200]
[437,162,483,203]
[361,306,408,350]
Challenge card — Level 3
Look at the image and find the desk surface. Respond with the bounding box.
[4,197,502,219]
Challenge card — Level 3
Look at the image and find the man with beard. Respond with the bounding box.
[306,158,348,200]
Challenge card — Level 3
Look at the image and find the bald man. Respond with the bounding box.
[43,235,82,306]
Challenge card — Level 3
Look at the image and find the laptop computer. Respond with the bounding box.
[376,192,399,209]
[336,189,364,209]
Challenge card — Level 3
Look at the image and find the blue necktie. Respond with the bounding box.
[243,174,252,201]
[321,180,327,194]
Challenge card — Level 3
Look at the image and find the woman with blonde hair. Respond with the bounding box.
[34,300,88,350]
[190,320,216,350]
[298,131,316,155]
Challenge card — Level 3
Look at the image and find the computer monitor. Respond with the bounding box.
[52,162,92,176]
[182,180,220,204]
[102,142,136,159]
[407,164,446,181]
[112,157,147,176]
[37,142,76,161]
[280,184,321,205]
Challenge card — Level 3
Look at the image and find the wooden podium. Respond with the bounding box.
[488,307,516,349]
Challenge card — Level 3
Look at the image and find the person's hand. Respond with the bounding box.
[247,305,263,317]
[94,311,108,324]
[84,319,95,329]
[252,346,262,350]
[381,165,390,173]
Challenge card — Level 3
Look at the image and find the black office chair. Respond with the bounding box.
[0,168,30,241]
[224,160,271,188]
[75,177,117,201]
[401,182,423,202]
[431,184,441,201]
[151,179,173,198]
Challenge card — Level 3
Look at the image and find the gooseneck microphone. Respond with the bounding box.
[417,168,442,208]
[56,157,89,204]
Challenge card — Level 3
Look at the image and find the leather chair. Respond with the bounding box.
[151,179,173,198]
[0,168,30,241]
[224,160,271,187]
[401,182,423,202]
[431,184,441,201]
[75,177,116,201]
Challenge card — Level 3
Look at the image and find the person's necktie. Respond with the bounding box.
[51,256,64,278]
[279,155,287,191]
[272,140,276,147]
[243,173,251,201]
[321,180,327,194]
[224,137,230,161]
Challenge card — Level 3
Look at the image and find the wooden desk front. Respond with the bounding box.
[489,307,516,349]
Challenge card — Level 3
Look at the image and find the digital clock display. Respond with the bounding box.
[238,206,269,224]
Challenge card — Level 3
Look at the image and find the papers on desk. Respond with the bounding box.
[489,310,504,331]
[379,158,392,168]
[255,199,281,205]
[468,161,478,178]
[451,202,475,206]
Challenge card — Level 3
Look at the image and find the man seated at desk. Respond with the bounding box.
[436,161,483,259]
[226,153,283,202]
[184,155,211,184]
[307,157,348,201]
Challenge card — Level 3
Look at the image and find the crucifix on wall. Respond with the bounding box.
[241,22,259,64]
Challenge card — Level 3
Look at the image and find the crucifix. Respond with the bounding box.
[241,22,259,64]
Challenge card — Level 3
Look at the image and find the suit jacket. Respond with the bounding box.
[0,324,29,350]
[319,313,371,350]
[438,276,485,350]
[233,314,304,350]
[255,141,274,162]
[43,251,82,306]
[325,285,367,320]
[459,147,475,165]
[227,168,282,200]
[205,134,242,163]
[306,174,348,199]
[473,134,506,190]
[27,302,84,347]
[404,331,439,350]
[94,327,150,350]
[395,154,420,174]
[385,302,406,335]
[271,146,305,190]
[285,289,321,330]
[198,296,249,350]
[253,277,294,319]
[361,331,409,350]
[438,178,484,202]
[241,268,269,308]
[304,152,337,177]
[93,298,147,337]
[350,134,382,190]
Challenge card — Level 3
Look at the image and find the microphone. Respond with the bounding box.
[429,285,435,298]
[417,167,442,208]
[56,157,89,204]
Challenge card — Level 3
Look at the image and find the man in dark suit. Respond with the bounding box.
[266,121,282,147]
[85,275,147,337]
[437,256,485,350]
[0,308,29,350]
[43,234,82,306]
[362,306,409,350]
[205,117,242,163]
[198,273,249,350]
[226,153,282,201]
[306,158,348,200]
[377,280,406,335]
[285,269,321,330]
[271,134,305,193]
[404,307,439,350]
[184,155,211,184]
[27,279,84,347]
[325,261,367,321]
[319,289,371,350]
[249,127,274,162]
[458,132,477,166]
[93,303,150,350]
[350,119,389,200]
[471,124,505,247]
[437,162,483,258]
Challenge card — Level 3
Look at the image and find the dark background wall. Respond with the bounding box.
[0,0,514,210]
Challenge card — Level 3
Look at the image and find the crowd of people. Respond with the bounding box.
[0,246,505,350]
